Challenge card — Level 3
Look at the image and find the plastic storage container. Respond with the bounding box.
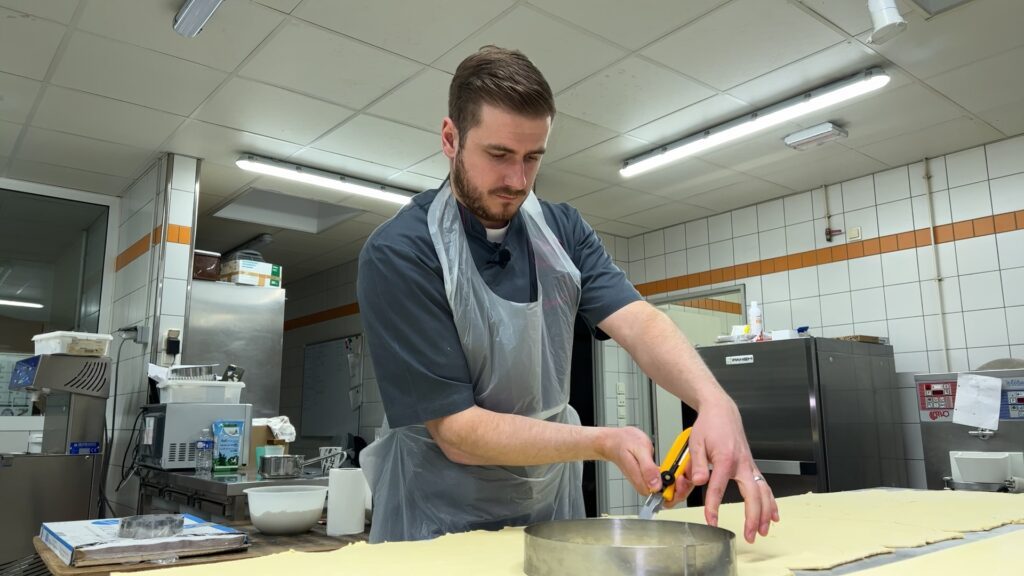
[156,380,245,404]
[32,331,113,356]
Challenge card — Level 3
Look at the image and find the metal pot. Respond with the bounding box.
[258,451,347,479]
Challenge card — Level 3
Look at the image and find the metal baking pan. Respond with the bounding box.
[524,518,736,576]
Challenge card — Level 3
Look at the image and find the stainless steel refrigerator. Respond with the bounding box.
[182,280,285,418]
[676,337,904,504]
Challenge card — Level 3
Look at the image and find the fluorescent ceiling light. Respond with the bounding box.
[235,155,413,206]
[620,67,891,178]
[0,298,43,309]
[783,122,848,150]
[173,0,224,38]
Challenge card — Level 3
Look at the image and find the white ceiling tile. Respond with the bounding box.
[0,7,66,80]
[195,78,354,146]
[51,33,226,115]
[975,97,1024,136]
[292,148,402,182]
[638,163,750,201]
[198,160,259,198]
[927,45,1024,122]
[316,219,379,243]
[550,135,650,184]
[545,113,616,162]
[407,153,450,180]
[754,147,890,191]
[294,0,514,63]
[618,202,715,229]
[528,0,729,50]
[76,0,283,72]
[627,95,750,145]
[535,168,608,203]
[568,186,668,219]
[642,0,843,90]
[0,71,40,123]
[198,191,231,216]
[433,5,627,93]
[856,116,1005,168]
[0,0,78,24]
[685,177,796,213]
[799,82,964,149]
[32,86,184,149]
[165,121,301,167]
[796,0,875,36]
[593,220,648,237]
[870,1,1024,79]
[17,127,153,177]
[557,57,714,133]
[253,0,301,13]
[726,41,882,109]
[239,19,421,109]
[386,171,442,192]
[0,120,19,156]
[315,115,440,170]
[7,157,131,196]
[366,68,451,133]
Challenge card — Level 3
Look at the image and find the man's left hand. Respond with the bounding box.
[665,396,779,543]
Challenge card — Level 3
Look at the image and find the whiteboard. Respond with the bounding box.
[301,336,361,439]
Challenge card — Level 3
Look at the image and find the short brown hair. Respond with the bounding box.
[448,46,555,139]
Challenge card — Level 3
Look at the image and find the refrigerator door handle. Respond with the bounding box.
[754,459,818,476]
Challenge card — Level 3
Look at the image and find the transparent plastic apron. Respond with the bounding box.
[360,182,584,543]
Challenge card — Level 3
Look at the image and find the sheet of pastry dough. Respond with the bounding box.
[657,497,962,570]
[129,491,1024,576]
[844,528,1024,576]
[776,489,1024,533]
[128,522,791,576]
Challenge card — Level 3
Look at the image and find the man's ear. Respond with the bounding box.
[441,117,458,160]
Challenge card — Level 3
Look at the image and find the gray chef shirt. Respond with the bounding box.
[357,186,641,428]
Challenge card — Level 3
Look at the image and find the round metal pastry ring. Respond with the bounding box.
[524,518,737,576]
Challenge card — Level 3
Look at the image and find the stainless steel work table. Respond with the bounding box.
[137,467,330,521]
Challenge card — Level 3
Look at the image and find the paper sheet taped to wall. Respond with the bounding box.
[953,373,1002,430]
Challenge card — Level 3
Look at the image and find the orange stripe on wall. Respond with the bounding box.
[634,208,1024,298]
[282,208,1024,332]
[284,303,360,331]
[115,234,151,272]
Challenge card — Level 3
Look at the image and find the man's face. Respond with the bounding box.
[443,104,550,228]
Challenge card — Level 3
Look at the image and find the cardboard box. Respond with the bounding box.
[220,271,281,288]
[245,424,289,470]
[220,259,281,278]
[40,515,246,567]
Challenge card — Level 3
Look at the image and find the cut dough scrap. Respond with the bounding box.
[657,498,961,571]
[777,490,1024,533]
[846,529,1024,576]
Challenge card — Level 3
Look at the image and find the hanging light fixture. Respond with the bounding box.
[620,67,891,178]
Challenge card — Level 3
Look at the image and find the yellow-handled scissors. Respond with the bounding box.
[638,427,692,520]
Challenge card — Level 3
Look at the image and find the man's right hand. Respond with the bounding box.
[598,426,663,496]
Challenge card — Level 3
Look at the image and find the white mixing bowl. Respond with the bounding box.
[244,485,328,535]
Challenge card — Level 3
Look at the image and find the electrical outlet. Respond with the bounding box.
[616,382,626,395]
[617,396,627,407]
[847,226,862,241]
[617,406,627,420]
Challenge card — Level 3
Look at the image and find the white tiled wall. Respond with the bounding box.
[621,135,1024,375]
[611,134,1024,493]
[105,154,199,516]
[279,259,386,459]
